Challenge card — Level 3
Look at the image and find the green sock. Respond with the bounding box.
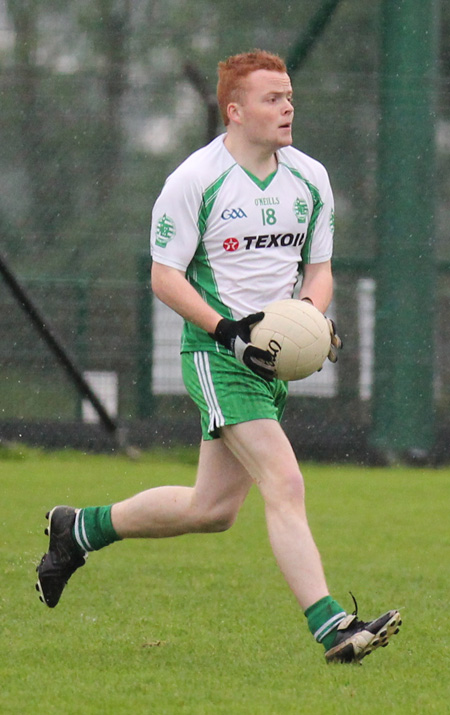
[72,505,122,552]
[305,596,347,650]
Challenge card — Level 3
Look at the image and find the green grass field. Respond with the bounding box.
[1,445,449,714]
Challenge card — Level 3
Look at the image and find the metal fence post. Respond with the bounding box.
[372,0,440,459]
[286,0,342,74]
[136,253,153,418]
[75,276,89,420]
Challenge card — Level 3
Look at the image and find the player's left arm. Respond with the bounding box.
[299,260,333,313]
[299,260,343,362]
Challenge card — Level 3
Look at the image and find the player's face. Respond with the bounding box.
[232,70,294,151]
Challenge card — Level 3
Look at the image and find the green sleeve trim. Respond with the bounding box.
[279,162,324,263]
[181,166,236,351]
[198,165,235,237]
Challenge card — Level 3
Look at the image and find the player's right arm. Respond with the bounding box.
[151,262,221,334]
[151,262,275,380]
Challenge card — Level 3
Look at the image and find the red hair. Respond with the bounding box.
[217,50,287,125]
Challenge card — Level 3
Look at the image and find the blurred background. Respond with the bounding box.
[0,0,448,463]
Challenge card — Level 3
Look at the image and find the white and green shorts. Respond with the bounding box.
[181,350,288,440]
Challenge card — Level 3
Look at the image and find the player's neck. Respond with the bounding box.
[223,134,278,181]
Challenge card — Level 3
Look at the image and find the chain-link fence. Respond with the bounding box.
[0,1,449,461]
[1,257,449,461]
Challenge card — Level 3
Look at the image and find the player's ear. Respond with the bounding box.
[227,102,242,125]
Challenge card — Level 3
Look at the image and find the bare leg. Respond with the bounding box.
[111,438,253,538]
[221,419,329,611]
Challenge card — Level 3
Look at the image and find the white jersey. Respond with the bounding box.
[150,134,334,353]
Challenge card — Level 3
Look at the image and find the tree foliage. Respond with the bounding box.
[0,0,448,279]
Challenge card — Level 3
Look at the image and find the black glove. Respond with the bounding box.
[210,312,275,381]
[326,317,343,363]
[301,298,342,364]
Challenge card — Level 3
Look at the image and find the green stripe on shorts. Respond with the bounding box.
[182,350,288,440]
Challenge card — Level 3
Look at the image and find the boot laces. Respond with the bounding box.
[349,591,366,628]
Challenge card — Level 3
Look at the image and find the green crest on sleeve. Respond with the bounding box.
[329,208,335,234]
[155,214,176,247]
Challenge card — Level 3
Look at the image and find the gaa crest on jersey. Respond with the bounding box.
[221,208,247,220]
[293,198,308,224]
[155,214,176,247]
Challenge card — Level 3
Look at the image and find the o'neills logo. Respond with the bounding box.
[267,338,282,365]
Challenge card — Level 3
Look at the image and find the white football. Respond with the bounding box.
[250,299,331,381]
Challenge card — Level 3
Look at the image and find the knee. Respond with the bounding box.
[263,469,306,508]
[196,505,238,533]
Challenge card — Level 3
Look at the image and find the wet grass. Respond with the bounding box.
[1,448,449,714]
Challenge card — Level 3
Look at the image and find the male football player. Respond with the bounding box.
[37,50,401,663]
